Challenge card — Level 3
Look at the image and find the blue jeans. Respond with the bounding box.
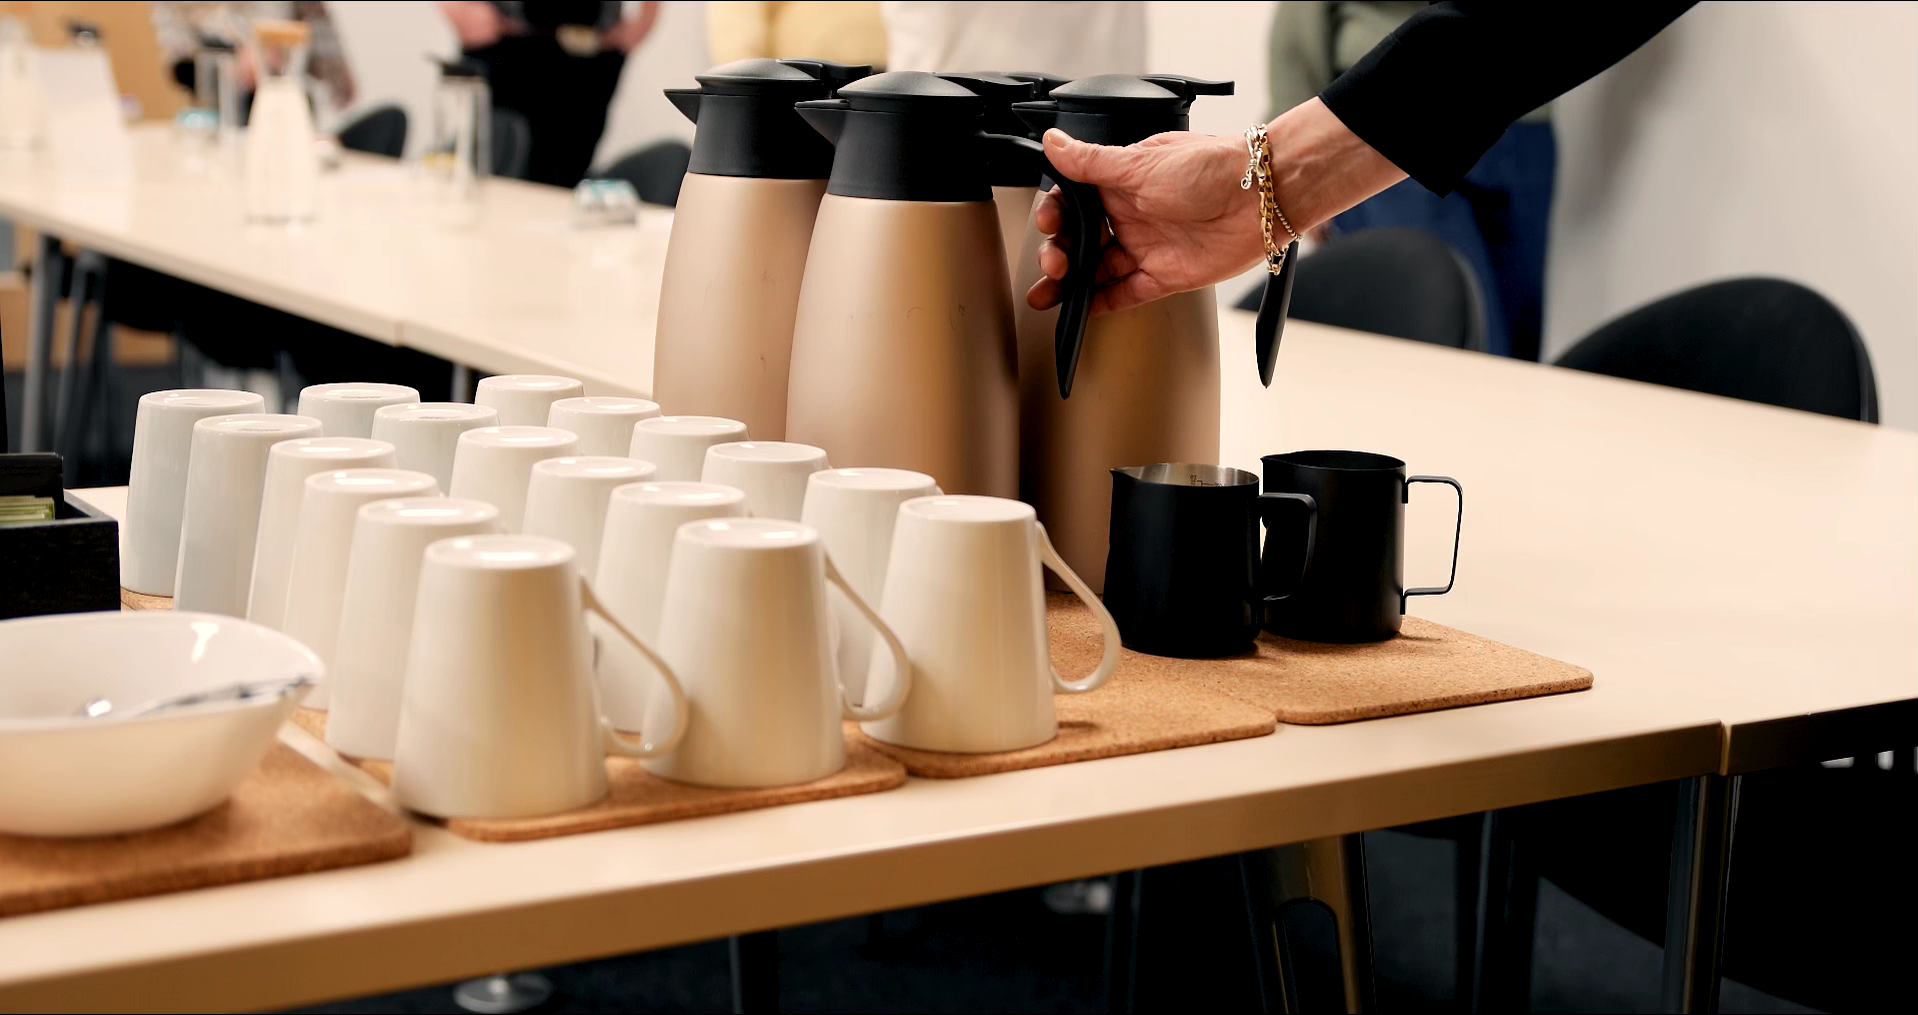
[1331,123,1557,359]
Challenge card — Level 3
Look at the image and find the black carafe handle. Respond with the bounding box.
[983,133,1107,398]
[1256,491,1317,603]
[1254,240,1299,387]
[1402,476,1463,604]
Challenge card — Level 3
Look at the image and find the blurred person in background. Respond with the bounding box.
[1269,1,1556,359]
[708,2,888,67]
[440,1,661,187]
[880,0,1144,77]
[151,1,355,116]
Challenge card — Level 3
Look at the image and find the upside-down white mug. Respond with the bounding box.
[701,441,830,521]
[281,468,440,708]
[446,425,581,532]
[247,437,397,630]
[122,388,265,596]
[592,481,747,730]
[546,396,662,457]
[174,413,324,615]
[641,518,912,788]
[370,402,499,490]
[800,468,941,705]
[393,535,689,820]
[521,456,657,582]
[474,374,585,427]
[296,382,420,438]
[327,497,501,760]
[861,496,1121,754]
[628,415,748,482]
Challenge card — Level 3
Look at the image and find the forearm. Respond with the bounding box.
[1264,97,1407,235]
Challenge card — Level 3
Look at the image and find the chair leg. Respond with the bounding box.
[730,930,778,1014]
[1241,836,1377,1013]
[1474,809,1536,1012]
[52,252,103,470]
[1103,870,1143,1013]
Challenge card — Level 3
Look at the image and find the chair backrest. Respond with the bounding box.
[597,141,693,207]
[1237,227,1488,352]
[491,109,533,181]
[337,105,407,159]
[1554,278,1878,422]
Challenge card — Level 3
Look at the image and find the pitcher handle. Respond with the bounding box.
[1257,492,1317,603]
[1036,522,1120,694]
[580,579,688,758]
[824,555,914,723]
[1402,476,1464,605]
[984,132,1106,398]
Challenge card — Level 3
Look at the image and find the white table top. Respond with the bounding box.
[6,313,1911,1010]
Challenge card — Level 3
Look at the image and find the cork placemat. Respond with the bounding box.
[291,709,908,843]
[120,587,173,611]
[0,744,412,918]
[1045,595,1593,725]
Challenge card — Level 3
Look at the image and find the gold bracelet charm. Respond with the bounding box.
[1242,125,1301,274]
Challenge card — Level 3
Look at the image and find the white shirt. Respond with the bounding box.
[879,1,1146,78]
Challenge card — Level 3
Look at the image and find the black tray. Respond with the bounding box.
[0,453,120,619]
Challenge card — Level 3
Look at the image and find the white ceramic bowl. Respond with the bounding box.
[0,612,322,837]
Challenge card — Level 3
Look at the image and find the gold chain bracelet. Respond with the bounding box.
[1241,124,1300,274]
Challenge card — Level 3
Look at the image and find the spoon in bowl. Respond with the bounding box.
[76,675,317,721]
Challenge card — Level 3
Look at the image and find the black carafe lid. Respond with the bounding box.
[1006,72,1070,101]
[666,58,873,179]
[941,73,1041,187]
[1014,73,1233,147]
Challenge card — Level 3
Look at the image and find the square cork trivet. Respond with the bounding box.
[120,587,173,611]
[0,744,412,918]
[292,709,908,843]
[1046,595,1593,725]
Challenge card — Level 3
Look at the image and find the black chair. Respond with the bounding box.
[1478,279,1897,1011]
[1554,277,1878,422]
[1237,227,1488,352]
[598,140,692,206]
[492,109,534,181]
[337,104,408,158]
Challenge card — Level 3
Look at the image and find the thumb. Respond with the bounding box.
[1043,128,1132,186]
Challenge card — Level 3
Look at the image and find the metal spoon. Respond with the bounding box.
[76,675,316,721]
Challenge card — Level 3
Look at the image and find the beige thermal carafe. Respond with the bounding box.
[979,73,1068,282]
[1010,75,1235,591]
[785,72,1103,497]
[652,59,870,440]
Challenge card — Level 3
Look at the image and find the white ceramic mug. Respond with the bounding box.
[628,415,748,481]
[446,425,581,532]
[393,535,689,820]
[642,518,912,788]
[296,382,421,438]
[122,389,266,595]
[800,468,942,704]
[174,414,324,615]
[327,497,500,761]
[281,468,440,708]
[369,402,499,490]
[593,481,746,731]
[701,441,830,520]
[522,456,657,582]
[861,496,1121,754]
[546,396,662,457]
[247,437,397,630]
[474,374,585,427]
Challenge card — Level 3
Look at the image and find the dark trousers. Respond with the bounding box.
[469,36,626,188]
[1333,122,1557,360]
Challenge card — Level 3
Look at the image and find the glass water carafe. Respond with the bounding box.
[0,16,42,150]
[427,58,491,226]
[243,20,318,224]
[195,35,240,139]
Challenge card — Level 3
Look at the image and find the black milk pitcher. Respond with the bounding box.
[1260,451,1462,643]
[1103,464,1316,658]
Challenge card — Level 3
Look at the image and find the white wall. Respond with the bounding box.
[1144,1,1275,137]
[1545,1,1918,429]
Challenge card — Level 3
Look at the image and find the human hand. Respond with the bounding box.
[440,1,507,49]
[603,1,662,53]
[1027,128,1261,316]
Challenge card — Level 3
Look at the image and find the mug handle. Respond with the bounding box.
[823,555,914,723]
[579,579,689,758]
[1036,522,1120,693]
[1402,476,1463,605]
[1257,492,1317,603]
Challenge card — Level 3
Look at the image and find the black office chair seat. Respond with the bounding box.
[338,104,408,159]
[1237,227,1488,352]
[598,141,692,207]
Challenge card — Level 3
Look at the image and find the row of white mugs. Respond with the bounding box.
[116,376,1122,820]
